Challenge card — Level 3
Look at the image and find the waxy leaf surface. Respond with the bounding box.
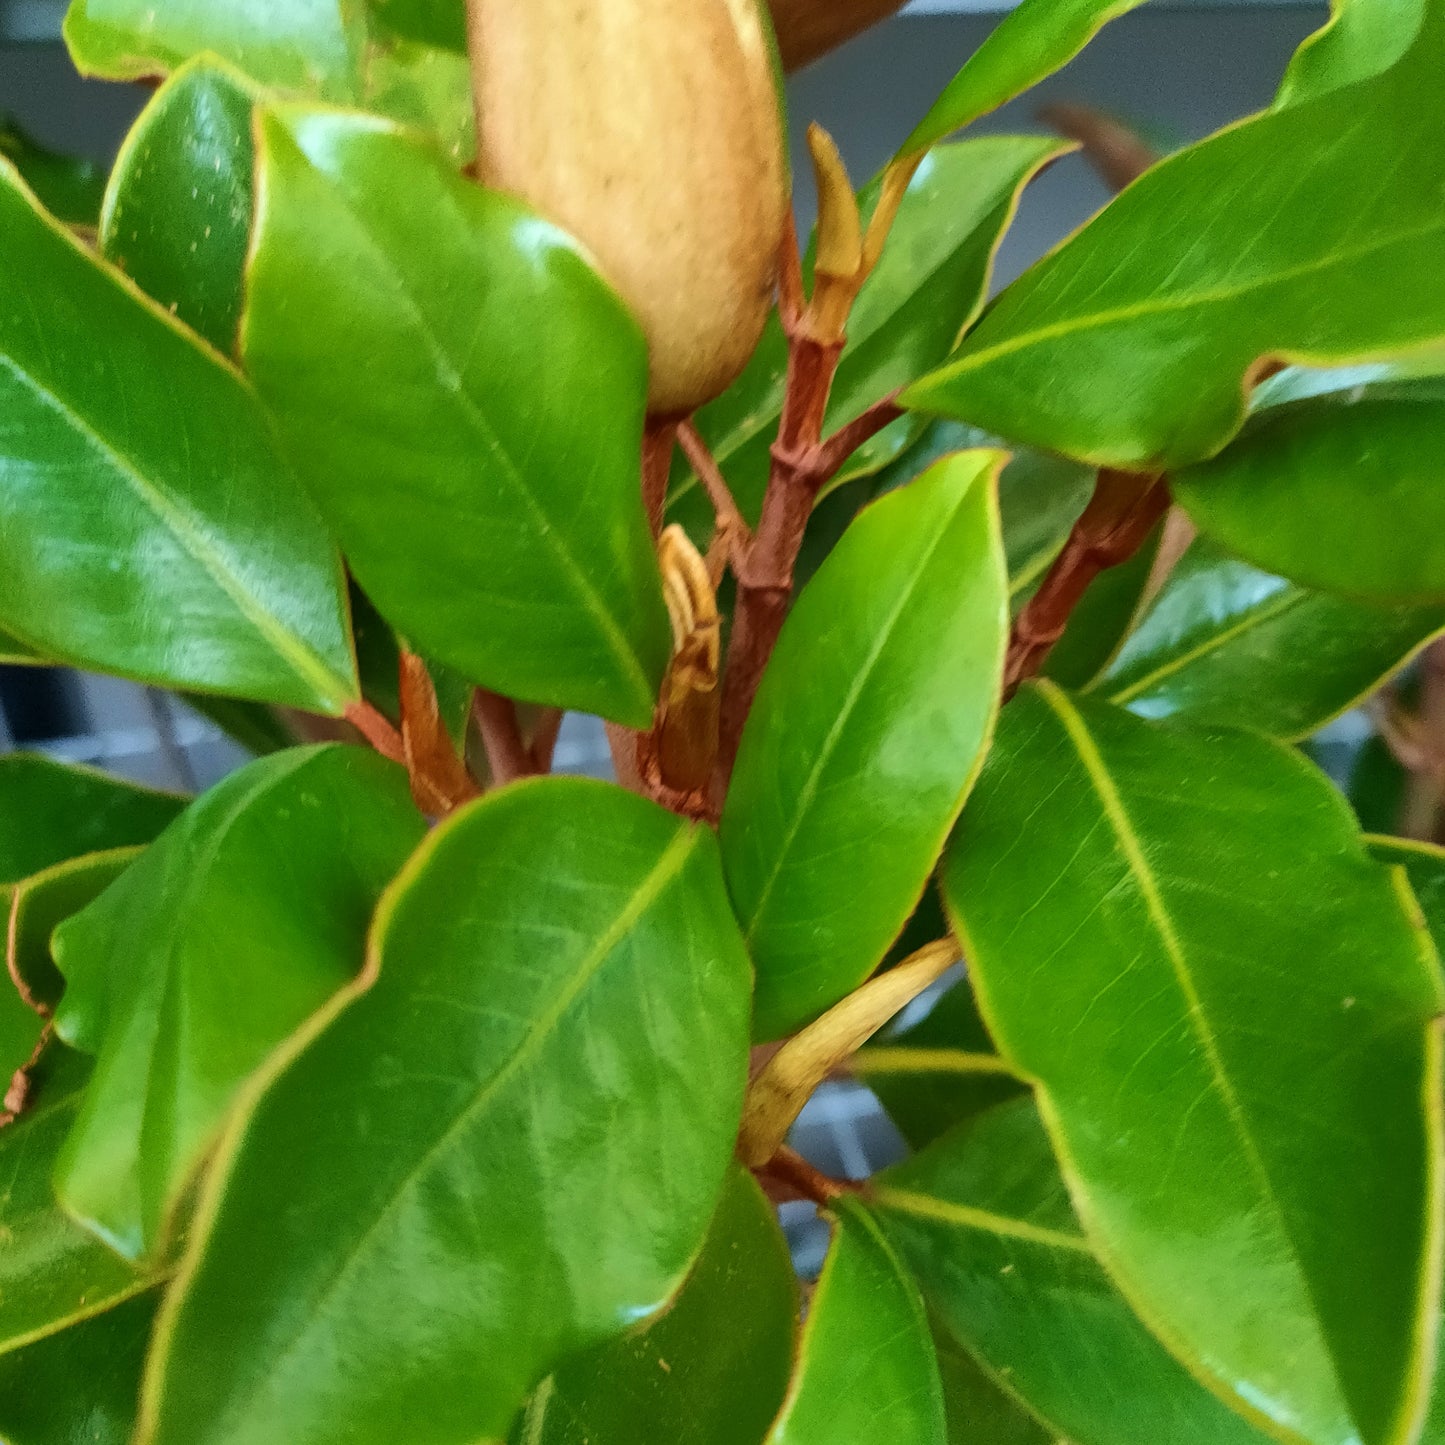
[874,1099,1272,1445]
[1098,540,1445,738]
[768,1199,946,1445]
[723,452,1008,1040]
[511,1166,798,1445]
[50,746,425,1262]
[0,117,105,226]
[100,58,257,354]
[244,108,669,727]
[0,756,183,884]
[904,10,1445,469]
[139,777,753,1445]
[0,162,357,711]
[671,138,1067,535]
[1174,388,1445,602]
[943,684,1445,1445]
[931,1319,1053,1445]
[0,1288,158,1445]
[1275,0,1424,105]
[0,1048,157,1353]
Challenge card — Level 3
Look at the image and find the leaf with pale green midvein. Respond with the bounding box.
[136,777,753,1445]
[0,162,358,712]
[510,1166,798,1445]
[243,107,669,727]
[0,1288,159,1445]
[1366,838,1445,1444]
[670,138,1068,538]
[0,756,184,885]
[1275,0,1424,106]
[0,1047,159,1354]
[853,973,1025,1151]
[768,1199,946,1445]
[1096,539,1445,739]
[931,1317,1054,1445]
[1174,385,1445,603]
[50,746,426,1263]
[722,452,1008,1041]
[100,58,258,355]
[942,683,1445,1445]
[903,9,1445,470]
[872,1099,1273,1445]
[901,0,1150,154]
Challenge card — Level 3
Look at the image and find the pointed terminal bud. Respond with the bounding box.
[655,525,721,795]
[804,122,863,345]
[468,0,790,416]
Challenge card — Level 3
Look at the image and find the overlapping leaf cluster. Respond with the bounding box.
[3,1,1445,1443]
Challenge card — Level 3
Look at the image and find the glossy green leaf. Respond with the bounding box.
[723,452,1008,1041]
[902,0,1149,154]
[1275,0,1424,106]
[0,162,358,712]
[510,1166,798,1445]
[671,138,1067,537]
[65,0,365,100]
[0,628,41,664]
[873,1099,1272,1445]
[1097,539,1445,739]
[1175,390,1445,602]
[1367,839,1445,1444]
[370,0,465,53]
[0,1047,157,1353]
[138,777,753,1445]
[8,848,141,1015]
[361,36,475,164]
[904,10,1445,470]
[854,973,1025,1151]
[943,683,1445,1445]
[0,960,44,1095]
[931,1318,1053,1445]
[0,117,105,227]
[100,58,257,355]
[50,745,425,1262]
[0,756,184,884]
[243,107,669,728]
[768,1198,946,1445]
[0,1289,159,1445]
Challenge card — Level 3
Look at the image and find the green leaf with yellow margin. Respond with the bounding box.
[722,451,1008,1041]
[903,6,1445,470]
[243,107,669,728]
[942,682,1445,1445]
[872,1098,1274,1445]
[136,777,753,1445]
[767,1198,947,1445]
[0,161,358,713]
[510,1166,798,1445]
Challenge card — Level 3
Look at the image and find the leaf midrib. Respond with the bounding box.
[213,821,701,1430]
[872,1184,1090,1254]
[281,146,652,708]
[1035,682,1351,1418]
[739,488,968,954]
[0,354,345,708]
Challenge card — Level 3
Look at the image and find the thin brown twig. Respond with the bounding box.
[1039,102,1159,193]
[345,700,406,766]
[678,421,752,550]
[755,1145,857,1207]
[530,708,565,773]
[813,392,905,480]
[1004,469,1171,697]
[642,420,678,539]
[399,653,480,815]
[473,690,537,786]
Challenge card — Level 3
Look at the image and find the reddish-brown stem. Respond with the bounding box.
[755,1145,856,1206]
[678,421,752,554]
[345,700,406,765]
[1004,469,1170,698]
[530,708,565,774]
[399,653,480,815]
[473,690,536,786]
[642,420,678,538]
[813,393,905,480]
[1394,641,1445,841]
